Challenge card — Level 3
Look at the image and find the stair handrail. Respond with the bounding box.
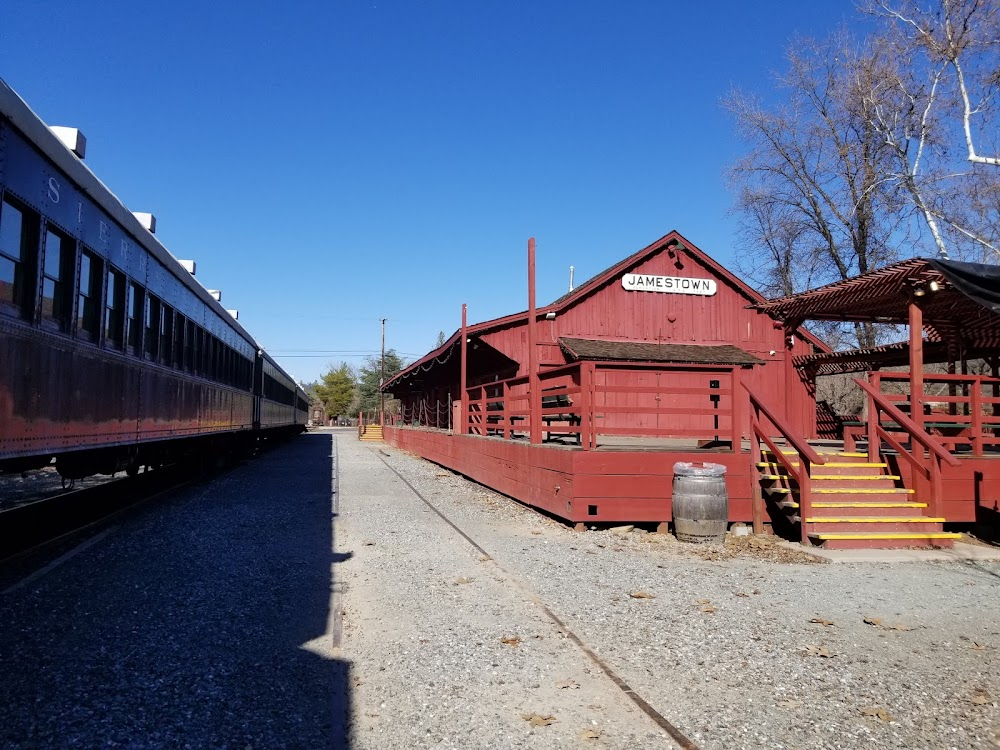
[854,379,960,467]
[854,378,959,518]
[742,382,825,543]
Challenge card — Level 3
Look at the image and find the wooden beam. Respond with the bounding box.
[460,303,467,435]
[528,238,541,444]
[909,299,924,432]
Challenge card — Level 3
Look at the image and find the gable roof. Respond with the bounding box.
[384,230,829,391]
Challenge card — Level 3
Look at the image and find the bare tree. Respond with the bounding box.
[865,0,1000,260]
[726,33,903,347]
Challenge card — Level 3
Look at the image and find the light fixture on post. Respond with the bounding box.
[913,285,926,297]
[928,280,940,292]
[545,312,556,320]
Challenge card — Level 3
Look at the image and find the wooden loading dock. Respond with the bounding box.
[380,231,1000,549]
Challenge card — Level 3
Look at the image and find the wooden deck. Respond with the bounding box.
[385,425,756,525]
[383,425,992,530]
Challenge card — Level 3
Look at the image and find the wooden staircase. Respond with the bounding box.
[757,447,961,549]
[359,424,384,442]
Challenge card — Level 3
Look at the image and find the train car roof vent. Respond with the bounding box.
[178,260,196,275]
[49,126,87,159]
[132,212,156,233]
[208,289,222,302]
[226,309,239,320]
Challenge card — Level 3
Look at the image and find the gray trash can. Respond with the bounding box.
[672,461,728,543]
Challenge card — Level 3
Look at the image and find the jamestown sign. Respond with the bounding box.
[621,273,718,296]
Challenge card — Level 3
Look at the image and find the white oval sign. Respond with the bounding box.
[621,274,717,296]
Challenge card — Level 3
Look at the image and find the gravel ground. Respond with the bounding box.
[4,429,999,749]
[0,432,345,748]
[349,437,1000,750]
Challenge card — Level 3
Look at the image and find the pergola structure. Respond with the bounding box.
[755,258,1000,423]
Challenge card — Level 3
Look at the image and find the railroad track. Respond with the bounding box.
[373,448,700,750]
[0,467,191,564]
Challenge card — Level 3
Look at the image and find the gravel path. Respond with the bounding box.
[0,432,345,748]
[338,435,663,749]
[344,436,1000,750]
[4,429,999,749]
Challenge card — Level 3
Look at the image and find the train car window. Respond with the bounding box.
[195,327,204,376]
[173,313,185,369]
[160,305,173,366]
[76,250,102,341]
[144,296,161,361]
[104,268,126,349]
[0,197,40,319]
[126,282,144,355]
[184,320,195,372]
[41,226,75,331]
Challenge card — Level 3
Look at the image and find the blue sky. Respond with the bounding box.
[1,1,857,383]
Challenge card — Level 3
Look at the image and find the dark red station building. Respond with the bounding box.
[380,230,999,549]
[381,231,826,526]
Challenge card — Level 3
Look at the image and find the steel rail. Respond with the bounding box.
[373,449,700,750]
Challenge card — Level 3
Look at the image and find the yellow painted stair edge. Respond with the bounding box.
[757,462,887,469]
[805,516,946,523]
[779,501,928,509]
[808,532,962,540]
[766,487,915,494]
[759,474,900,481]
[761,449,869,458]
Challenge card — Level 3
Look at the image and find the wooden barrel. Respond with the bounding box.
[672,464,728,544]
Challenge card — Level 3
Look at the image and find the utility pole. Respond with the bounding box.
[380,317,387,424]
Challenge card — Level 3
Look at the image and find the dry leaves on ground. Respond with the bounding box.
[500,636,522,648]
[809,618,835,627]
[454,577,473,585]
[802,645,833,658]
[971,642,989,651]
[860,706,893,722]
[580,729,602,740]
[864,616,913,631]
[555,679,580,690]
[630,591,656,599]
[362,541,376,547]
[776,699,803,709]
[521,714,557,727]
[970,690,992,705]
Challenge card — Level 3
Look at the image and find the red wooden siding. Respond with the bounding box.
[475,238,818,438]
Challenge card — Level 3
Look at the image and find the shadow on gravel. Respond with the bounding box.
[0,431,352,749]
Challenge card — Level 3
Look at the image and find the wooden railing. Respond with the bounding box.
[868,372,1000,456]
[744,382,826,543]
[460,362,744,450]
[855,378,960,518]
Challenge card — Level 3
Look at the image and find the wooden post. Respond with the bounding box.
[866,386,879,463]
[502,379,511,439]
[750,404,763,536]
[783,323,797,434]
[460,304,468,436]
[730,366,742,451]
[972,378,983,456]
[579,363,591,451]
[528,238,541,444]
[799,456,812,545]
[908,299,925,433]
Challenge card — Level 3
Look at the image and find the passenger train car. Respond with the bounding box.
[0,79,307,478]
